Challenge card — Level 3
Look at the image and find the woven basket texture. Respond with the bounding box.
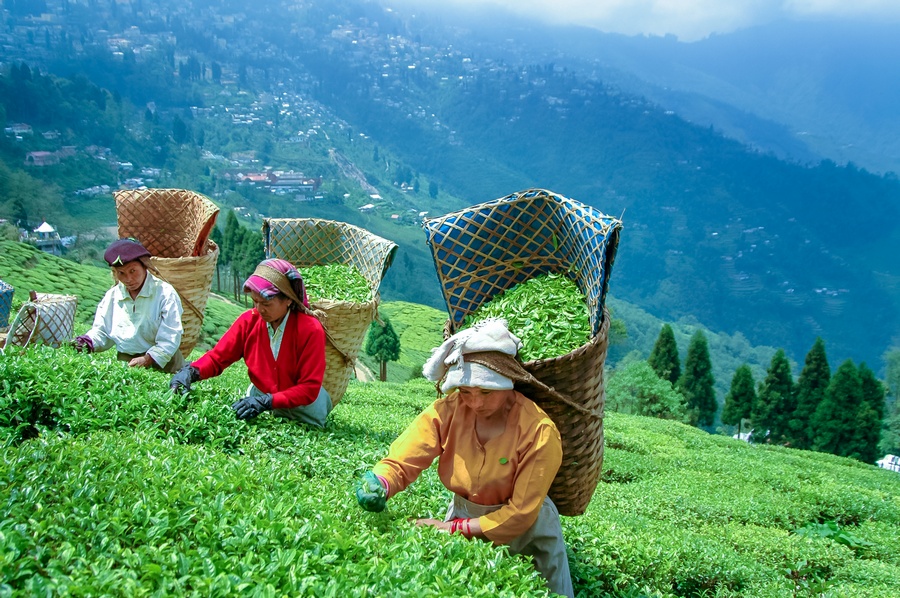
[114,188,220,258]
[114,188,220,358]
[424,188,622,516]
[515,315,609,516]
[4,293,77,350]
[150,240,219,358]
[0,279,12,329]
[263,218,398,405]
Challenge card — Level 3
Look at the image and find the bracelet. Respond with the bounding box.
[464,518,472,538]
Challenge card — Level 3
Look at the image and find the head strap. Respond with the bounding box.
[252,263,305,307]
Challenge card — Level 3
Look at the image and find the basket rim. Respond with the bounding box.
[424,188,622,337]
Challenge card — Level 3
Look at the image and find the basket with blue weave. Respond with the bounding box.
[263,218,398,406]
[424,188,622,516]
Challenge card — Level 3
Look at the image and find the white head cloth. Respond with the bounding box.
[422,318,522,393]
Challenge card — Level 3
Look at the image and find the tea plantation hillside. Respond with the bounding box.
[1,346,899,597]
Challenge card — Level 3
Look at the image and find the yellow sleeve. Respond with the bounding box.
[372,399,448,498]
[479,421,562,545]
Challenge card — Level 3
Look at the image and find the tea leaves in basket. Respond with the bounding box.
[461,273,590,361]
[300,264,372,303]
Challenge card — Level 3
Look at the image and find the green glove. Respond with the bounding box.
[356,471,387,512]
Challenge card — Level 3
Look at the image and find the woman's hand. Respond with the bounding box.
[415,517,483,539]
[414,518,451,532]
[128,354,155,368]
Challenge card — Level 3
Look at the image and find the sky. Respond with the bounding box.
[398,0,900,41]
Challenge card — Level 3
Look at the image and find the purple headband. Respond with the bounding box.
[243,258,309,307]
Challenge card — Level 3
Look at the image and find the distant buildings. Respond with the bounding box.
[223,169,322,197]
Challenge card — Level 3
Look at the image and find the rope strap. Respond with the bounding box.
[459,351,602,419]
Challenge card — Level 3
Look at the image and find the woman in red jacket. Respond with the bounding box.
[169,258,331,427]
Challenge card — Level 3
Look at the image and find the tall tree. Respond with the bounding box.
[854,363,885,463]
[859,363,886,422]
[172,114,189,144]
[237,229,265,281]
[884,349,900,407]
[722,364,756,437]
[791,337,831,450]
[879,348,900,456]
[881,397,900,457]
[751,349,794,444]
[222,209,241,266]
[677,330,716,427]
[648,323,680,385]
[812,359,863,458]
[364,317,401,382]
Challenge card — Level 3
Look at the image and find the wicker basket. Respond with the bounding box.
[3,292,77,351]
[114,188,219,257]
[263,218,398,405]
[114,188,220,357]
[0,279,12,330]
[424,188,622,516]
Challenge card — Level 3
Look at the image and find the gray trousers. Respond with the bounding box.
[249,384,333,428]
[445,494,574,598]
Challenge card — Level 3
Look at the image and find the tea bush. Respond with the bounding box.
[1,347,900,597]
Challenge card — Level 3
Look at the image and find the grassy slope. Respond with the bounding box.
[0,346,898,597]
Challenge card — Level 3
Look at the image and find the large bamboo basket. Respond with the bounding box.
[114,188,220,358]
[3,292,77,351]
[263,218,398,405]
[0,279,12,330]
[424,188,622,516]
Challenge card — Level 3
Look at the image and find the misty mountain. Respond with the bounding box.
[400,7,900,175]
[2,0,899,369]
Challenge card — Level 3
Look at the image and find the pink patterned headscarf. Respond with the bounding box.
[243,258,310,308]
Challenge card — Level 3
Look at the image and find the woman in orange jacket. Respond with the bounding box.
[356,319,574,597]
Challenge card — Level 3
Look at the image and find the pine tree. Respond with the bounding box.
[791,337,830,450]
[812,359,863,457]
[851,401,882,464]
[879,348,900,456]
[859,363,886,422]
[677,330,716,427]
[885,349,900,407]
[881,398,900,457]
[364,317,401,382]
[648,324,680,385]
[222,209,241,266]
[751,349,794,444]
[854,363,885,463]
[722,364,755,437]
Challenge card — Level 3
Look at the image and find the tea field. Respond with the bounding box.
[2,240,900,596]
[2,345,899,597]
